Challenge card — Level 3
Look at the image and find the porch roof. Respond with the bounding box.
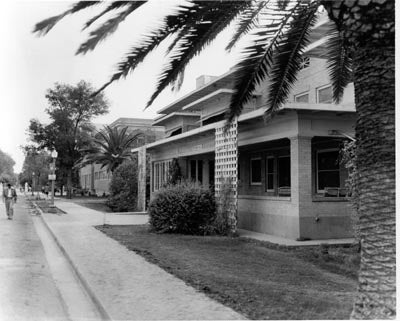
[141,102,355,151]
[152,112,201,126]
[182,89,235,112]
[157,69,238,115]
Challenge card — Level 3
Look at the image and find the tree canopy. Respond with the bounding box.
[19,145,51,188]
[76,125,141,173]
[27,80,109,195]
[0,149,16,184]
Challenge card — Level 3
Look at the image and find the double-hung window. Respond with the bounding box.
[153,160,172,192]
[266,156,275,191]
[316,149,344,196]
[265,153,291,196]
[189,159,203,184]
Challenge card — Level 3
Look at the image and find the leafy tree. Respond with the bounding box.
[28,80,109,198]
[34,0,395,317]
[77,125,140,173]
[0,149,16,184]
[19,146,51,191]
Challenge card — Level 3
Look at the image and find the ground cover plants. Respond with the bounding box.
[98,224,358,320]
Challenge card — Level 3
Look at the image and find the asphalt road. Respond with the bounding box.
[0,195,102,321]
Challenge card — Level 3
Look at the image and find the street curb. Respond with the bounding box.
[32,200,112,321]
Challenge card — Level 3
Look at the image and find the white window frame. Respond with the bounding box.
[294,91,309,103]
[316,148,340,194]
[250,157,262,186]
[316,84,333,104]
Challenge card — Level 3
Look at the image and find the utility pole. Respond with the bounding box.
[49,150,58,210]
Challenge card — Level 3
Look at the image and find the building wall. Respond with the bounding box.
[237,111,356,240]
[79,164,93,190]
[92,163,111,196]
[256,57,355,107]
[290,57,355,105]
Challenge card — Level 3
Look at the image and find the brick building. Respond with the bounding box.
[135,14,357,240]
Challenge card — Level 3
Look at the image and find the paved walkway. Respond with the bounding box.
[41,199,244,320]
[237,229,355,247]
[0,197,68,321]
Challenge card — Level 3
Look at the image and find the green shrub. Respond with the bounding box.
[213,177,235,236]
[148,181,216,235]
[106,159,138,212]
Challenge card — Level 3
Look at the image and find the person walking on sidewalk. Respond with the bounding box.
[3,183,17,220]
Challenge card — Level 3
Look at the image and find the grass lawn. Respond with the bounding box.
[97,225,358,320]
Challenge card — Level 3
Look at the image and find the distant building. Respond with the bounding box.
[79,117,164,196]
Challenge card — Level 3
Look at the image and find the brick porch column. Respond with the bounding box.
[290,136,312,229]
[137,146,146,211]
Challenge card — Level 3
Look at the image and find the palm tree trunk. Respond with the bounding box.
[351,41,395,321]
[323,0,395,318]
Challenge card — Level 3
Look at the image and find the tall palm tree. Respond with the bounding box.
[34,0,395,318]
[77,125,140,173]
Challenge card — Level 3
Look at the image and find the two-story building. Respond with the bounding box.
[79,117,164,196]
[138,16,356,241]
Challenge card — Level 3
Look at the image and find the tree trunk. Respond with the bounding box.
[351,39,395,321]
[67,169,72,199]
[323,0,395,318]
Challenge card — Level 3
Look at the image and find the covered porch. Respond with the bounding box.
[137,104,356,240]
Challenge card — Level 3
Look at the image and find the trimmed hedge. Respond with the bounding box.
[148,181,216,235]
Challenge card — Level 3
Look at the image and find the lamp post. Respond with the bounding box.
[50,150,58,207]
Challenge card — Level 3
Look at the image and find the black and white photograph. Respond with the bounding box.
[0,0,395,320]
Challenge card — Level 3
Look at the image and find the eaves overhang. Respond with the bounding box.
[182,89,235,112]
[152,112,201,126]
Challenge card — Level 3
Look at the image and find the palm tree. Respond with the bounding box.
[77,125,140,173]
[34,0,395,318]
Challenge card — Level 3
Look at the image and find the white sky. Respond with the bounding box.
[0,1,241,173]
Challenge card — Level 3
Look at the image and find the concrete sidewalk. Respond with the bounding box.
[39,199,244,320]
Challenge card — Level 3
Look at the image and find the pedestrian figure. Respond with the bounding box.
[44,184,49,199]
[3,183,17,220]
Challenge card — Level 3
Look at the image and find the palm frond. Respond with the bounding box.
[77,1,147,55]
[33,1,100,36]
[325,27,352,104]
[82,1,134,30]
[266,1,319,116]
[225,1,269,52]
[226,1,301,123]
[146,1,250,108]
[93,3,195,95]
[277,0,293,10]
